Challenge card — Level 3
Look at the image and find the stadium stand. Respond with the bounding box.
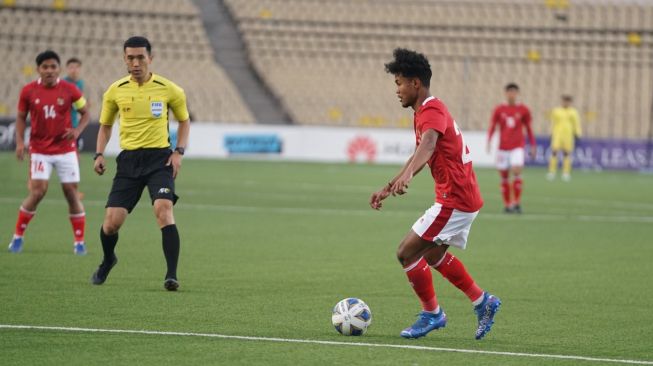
[224,0,653,139]
[0,0,255,123]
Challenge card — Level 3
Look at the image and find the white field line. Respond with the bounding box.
[0,324,651,365]
[1,197,652,224]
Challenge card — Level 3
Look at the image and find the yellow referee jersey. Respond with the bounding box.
[550,107,582,139]
[99,73,189,150]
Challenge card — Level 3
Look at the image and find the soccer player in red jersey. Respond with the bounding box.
[487,83,535,214]
[8,50,90,255]
[370,49,501,340]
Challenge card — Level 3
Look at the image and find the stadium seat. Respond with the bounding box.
[0,1,254,123]
[222,0,653,138]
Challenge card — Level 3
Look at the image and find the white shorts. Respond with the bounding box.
[411,203,479,249]
[30,151,80,183]
[496,147,524,170]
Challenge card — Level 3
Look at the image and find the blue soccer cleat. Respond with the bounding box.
[400,310,447,339]
[8,236,23,253]
[474,292,501,340]
[74,242,87,256]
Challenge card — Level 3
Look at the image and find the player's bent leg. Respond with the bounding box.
[23,179,49,211]
[154,199,180,291]
[91,208,128,285]
[397,231,447,339]
[9,180,48,253]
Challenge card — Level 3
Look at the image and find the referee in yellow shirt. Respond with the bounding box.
[91,36,190,291]
[547,95,582,182]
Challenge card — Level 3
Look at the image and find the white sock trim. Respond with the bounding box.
[426,305,441,315]
[403,257,424,272]
[69,212,86,218]
[19,206,36,215]
[472,292,485,306]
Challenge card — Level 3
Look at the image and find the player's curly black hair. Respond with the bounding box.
[384,48,431,87]
[35,50,60,66]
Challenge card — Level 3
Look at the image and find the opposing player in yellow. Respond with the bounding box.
[547,95,581,181]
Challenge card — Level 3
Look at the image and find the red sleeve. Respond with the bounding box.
[488,106,500,141]
[17,85,30,113]
[523,107,535,146]
[419,106,447,135]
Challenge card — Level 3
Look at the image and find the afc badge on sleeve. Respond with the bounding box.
[150,101,164,118]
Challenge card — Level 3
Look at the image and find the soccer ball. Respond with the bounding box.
[331,298,372,336]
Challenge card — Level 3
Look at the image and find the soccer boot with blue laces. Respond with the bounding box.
[474,292,501,340]
[400,310,447,339]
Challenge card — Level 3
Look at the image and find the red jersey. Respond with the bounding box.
[415,97,483,212]
[18,78,83,155]
[488,103,535,150]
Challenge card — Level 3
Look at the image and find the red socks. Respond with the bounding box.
[14,206,35,237]
[513,175,523,205]
[433,253,484,302]
[69,212,86,243]
[404,257,439,312]
[499,170,510,207]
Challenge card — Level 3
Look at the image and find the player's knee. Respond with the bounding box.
[30,186,47,201]
[396,244,415,267]
[61,185,78,201]
[103,210,126,234]
[102,221,121,235]
[154,201,174,226]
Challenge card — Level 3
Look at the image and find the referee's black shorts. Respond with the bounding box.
[106,148,178,213]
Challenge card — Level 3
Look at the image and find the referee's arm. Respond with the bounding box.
[167,84,190,178]
[95,89,119,175]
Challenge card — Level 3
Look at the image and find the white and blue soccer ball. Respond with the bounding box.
[331,298,372,336]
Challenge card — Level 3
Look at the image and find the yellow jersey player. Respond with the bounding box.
[91,36,190,291]
[547,95,581,181]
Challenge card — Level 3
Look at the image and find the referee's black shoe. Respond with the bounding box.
[164,277,179,291]
[91,255,118,285]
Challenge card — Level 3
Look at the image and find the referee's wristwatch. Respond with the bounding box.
[174,147,185,155]
[93,152,103,160]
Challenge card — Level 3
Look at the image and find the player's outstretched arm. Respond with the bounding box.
[369,153,414,210]
[14,111,28,161]
[94,124,112,175]
[390,129,439,196]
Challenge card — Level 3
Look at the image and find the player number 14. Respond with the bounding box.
[43,105,56,119]
[453,121,472,164]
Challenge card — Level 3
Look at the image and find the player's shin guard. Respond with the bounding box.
[433,253,484,303]
[512,176,523,204]
[14,206,35,237]
[99,226,118,263]
[69,212,85,243]
[161,224,180,279]
[499,170,510,207]
[404,257,439,312]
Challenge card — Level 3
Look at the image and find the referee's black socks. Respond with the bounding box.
[99,226,119,263]
[161,224,180,280]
